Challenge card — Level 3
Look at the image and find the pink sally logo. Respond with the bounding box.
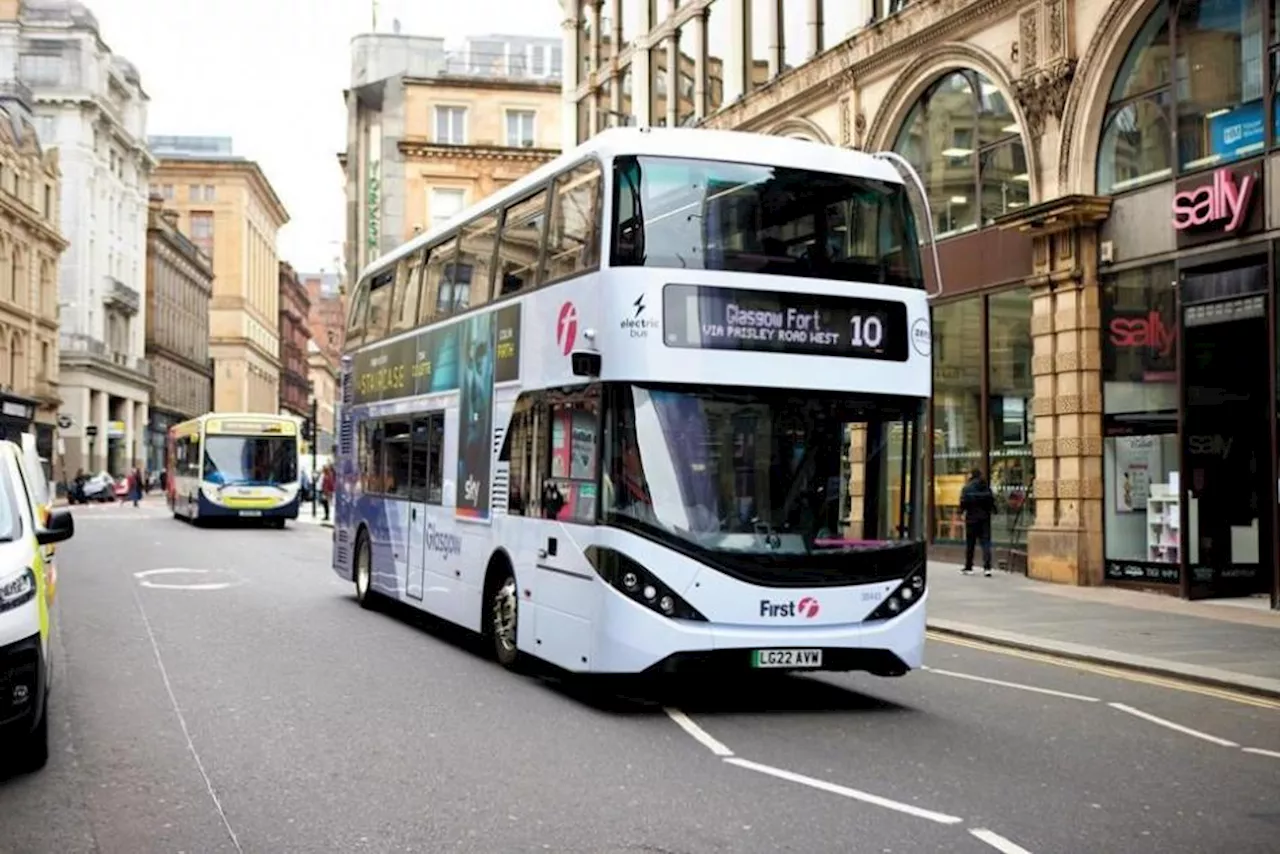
[556,301,578,356]
[1171,167,1255,233]
[797,596,820,618]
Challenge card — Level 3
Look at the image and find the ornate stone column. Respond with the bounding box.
[995,196,1111,585]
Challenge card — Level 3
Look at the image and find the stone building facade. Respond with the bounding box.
[563,0,1280,608]
[143,194,213,471]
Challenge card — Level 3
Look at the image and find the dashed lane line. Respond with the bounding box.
[665,708,1030,853]
[928,632,1280,710]
[723,757,964,825]
[969,828,1035,854]
[922,666,1101,703]
[1242,747,1280,759]
[1108,702,1240,747]
[663,707,734,756]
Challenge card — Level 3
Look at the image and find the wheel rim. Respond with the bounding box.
[356,543,370,598]
[492,577,517,655]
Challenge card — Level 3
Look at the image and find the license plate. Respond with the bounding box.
[239,510,262,517]
[751,649,823,669]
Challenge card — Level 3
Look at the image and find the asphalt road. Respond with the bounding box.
[1,500,1277,854]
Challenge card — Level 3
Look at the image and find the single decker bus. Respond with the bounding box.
[167,413,302,527]
[333,127,937,676]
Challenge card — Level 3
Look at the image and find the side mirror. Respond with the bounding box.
[36,508,74,546]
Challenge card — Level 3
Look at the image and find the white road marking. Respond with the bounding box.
[923,666,1100,702]
[1242,747,1280,759]
[970,828,1035,854]
[1108,703,1239,747]
[135,569,210,578]
[133,568,239,592]
[140,582,235,591]
[724,756,964,825]
[130,583,243,853]
[663,707,734,757]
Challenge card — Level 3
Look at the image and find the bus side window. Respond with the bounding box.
[381,420,412,497]
[346,277,371,349]
[420,237,459,325]
[365,270,396,343]
[458,212,499,310]
[543,162,602,284]
[390,250,426,334]
[496,188,549,297]
[410,412,445,505]
[500,396,541,516]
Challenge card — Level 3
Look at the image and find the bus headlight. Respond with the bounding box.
[0,567,36,613]
[584,547,707,622]
[865,562,926,622]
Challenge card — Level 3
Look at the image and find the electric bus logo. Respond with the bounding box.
[556,301,578,355]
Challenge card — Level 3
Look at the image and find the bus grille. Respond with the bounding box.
[491,425,508,517]
[335,526,350,569]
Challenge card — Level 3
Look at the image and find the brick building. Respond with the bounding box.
[277,261,311,418]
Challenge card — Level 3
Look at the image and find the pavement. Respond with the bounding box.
[2,501,1277,853]
[926,561,1280,699]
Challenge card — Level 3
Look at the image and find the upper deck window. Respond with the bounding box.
[610,155,923,289]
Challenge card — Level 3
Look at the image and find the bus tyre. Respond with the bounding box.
[354,532,375,610]
[487,567,519,669]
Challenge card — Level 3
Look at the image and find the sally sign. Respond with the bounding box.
[1171,164,1261,246]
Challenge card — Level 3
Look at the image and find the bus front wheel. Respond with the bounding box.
[485,562,519,669]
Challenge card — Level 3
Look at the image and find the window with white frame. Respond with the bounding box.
[430,188,466,229]
[505,110,536,147]
[434,106,467,144]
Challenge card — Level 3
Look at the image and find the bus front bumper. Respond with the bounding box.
[589,590,927,676]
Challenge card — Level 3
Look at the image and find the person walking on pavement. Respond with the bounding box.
[128,461,144,508]
[320,463,335,522]
[960,468,996,576]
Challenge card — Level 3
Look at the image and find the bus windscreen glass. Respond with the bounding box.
[611,155,924,288]
[603,385,923,575]
[203,436,298,486]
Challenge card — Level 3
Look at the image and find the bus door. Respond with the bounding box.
[406,412,448,606]
[524,394,601,669]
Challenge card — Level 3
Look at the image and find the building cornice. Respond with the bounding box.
[700,0,1022,135]
[397,139,560,163]
[154,157,290,228]
[0,192,68,252]
[403,75,561,95]
[145,342,215,379]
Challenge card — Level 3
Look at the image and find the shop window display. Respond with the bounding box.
[1100,264,1180,582]
[931,298,983,542]
[987,289,1034,546]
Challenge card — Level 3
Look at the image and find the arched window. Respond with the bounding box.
[1099,0,1271,194]
[892,69,1029,239]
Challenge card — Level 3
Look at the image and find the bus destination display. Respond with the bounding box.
[661,284,908,361]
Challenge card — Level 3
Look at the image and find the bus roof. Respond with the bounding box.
[357,127,905,283]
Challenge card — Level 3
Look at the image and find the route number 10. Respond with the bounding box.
[850,315,885,349]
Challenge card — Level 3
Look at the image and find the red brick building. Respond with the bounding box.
[278,262,311,417]
[302,272,345,365]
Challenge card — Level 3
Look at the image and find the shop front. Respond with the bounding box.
[925,228,1035,565]
[1099,158,1280,606]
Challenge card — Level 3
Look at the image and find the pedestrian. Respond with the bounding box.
[128,461,144,508]
[320,463,335,522]
[959,468,996,576]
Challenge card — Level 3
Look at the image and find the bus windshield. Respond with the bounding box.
[611,154,923,288]
[603,385,924,563]
[203,435,298,487]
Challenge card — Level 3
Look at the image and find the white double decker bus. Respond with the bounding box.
[334,127,936,677]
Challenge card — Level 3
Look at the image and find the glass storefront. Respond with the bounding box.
[1101,264,1179,583]
[930,289,1034,548]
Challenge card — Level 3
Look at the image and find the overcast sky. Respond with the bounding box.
[89,0,563,274]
